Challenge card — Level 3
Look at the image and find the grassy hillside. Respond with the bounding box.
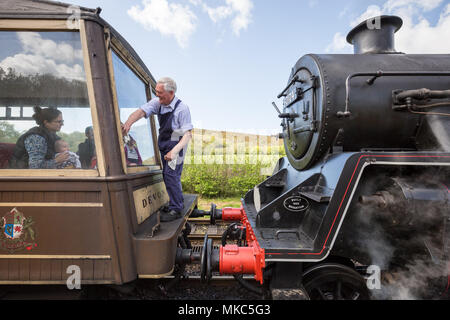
[181,128,285,198]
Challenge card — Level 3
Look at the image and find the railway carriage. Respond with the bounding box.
[0,0,197,285]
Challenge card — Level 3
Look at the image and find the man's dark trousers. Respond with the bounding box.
[161,154,184,213]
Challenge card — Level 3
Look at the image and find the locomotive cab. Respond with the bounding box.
[0,0,197,285]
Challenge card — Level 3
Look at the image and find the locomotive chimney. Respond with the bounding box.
[346,15,403,54]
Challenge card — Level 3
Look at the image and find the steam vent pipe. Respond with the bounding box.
[346,15,403,54]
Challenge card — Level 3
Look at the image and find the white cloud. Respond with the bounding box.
[326,0,450,54]
[395,5,450,53]
[127,0,197,48]
[350,5,383,27]
[17,32,83,64]
[226,0,254,35]
[325,32,351,53]
[127,0,254,47]
[0,54,85,81]
[383,0,443,12]
[188,0,202,5]
[203,5,233,23]
[195,0,254,36]
[0,32,85,81]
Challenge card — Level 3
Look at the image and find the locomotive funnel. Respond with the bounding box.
[346,15,403,54]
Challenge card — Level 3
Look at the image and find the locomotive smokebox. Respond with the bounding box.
[346,15,403,54]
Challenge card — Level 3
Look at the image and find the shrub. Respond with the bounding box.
[181,157,276,198]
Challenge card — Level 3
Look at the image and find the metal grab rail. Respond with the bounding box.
[336,70,450,118]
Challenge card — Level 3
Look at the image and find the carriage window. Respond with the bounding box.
[0,31,97,170]
[111,50,156,167]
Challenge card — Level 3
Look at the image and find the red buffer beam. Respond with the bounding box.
[218,205,265,284]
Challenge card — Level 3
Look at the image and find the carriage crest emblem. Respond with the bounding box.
[0,208,37,253]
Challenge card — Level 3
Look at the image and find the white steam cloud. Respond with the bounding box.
[326,0,450,54]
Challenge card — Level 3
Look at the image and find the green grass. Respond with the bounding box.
[196,196,242,210]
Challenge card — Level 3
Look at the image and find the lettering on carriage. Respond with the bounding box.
[142,190,163,208]
[134,183,169,223]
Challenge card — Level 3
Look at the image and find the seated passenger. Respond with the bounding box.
[55,140,81,169]
[90,155,97,169]
[9,107,69,169]
[124,135,142,166]
[77,126,96,169]
[0,143,15,169]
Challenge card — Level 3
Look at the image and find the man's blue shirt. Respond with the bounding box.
[140,96,193,134]
[140,96,193,164]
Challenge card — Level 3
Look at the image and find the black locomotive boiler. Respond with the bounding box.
[183,15,450,300]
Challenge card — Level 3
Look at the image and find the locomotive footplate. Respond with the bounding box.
[133,194,198,278]
[242,200,315,256]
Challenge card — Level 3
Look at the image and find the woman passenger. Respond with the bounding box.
[9,107,69,169]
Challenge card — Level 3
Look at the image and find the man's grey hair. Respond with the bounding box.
[157,77,177,93]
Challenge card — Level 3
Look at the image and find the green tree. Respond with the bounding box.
[0,121,21,144]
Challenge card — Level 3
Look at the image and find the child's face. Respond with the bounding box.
[56,141,69,153]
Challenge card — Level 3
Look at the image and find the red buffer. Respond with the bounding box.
[220,207,244,221]
[219,205,265,284]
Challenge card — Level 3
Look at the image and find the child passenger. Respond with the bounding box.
[124,135,143,166]
[55,140,81,169]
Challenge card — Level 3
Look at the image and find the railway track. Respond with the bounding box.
[0,273,264,300]
[186,218,230,240]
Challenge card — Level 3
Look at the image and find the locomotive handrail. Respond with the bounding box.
[337,70,450,118]
[277,75,304,99]
[395,88,450,101]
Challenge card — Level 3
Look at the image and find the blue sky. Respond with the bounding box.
[63,0,450,133]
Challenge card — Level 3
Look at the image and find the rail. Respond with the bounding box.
[337,70,450,118]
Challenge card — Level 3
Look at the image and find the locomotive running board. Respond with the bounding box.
[243,152,450,262]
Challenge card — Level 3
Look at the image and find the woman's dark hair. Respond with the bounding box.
[32,107,62,126]
[85,126,93,135]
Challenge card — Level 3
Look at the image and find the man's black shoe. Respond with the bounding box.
[160,209,182,222]
[160,204,170,212]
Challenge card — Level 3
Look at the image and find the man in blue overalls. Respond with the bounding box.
[122,77,193,222]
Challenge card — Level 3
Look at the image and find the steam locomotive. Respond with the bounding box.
[0,0,448,300]
[181,15,450,300]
